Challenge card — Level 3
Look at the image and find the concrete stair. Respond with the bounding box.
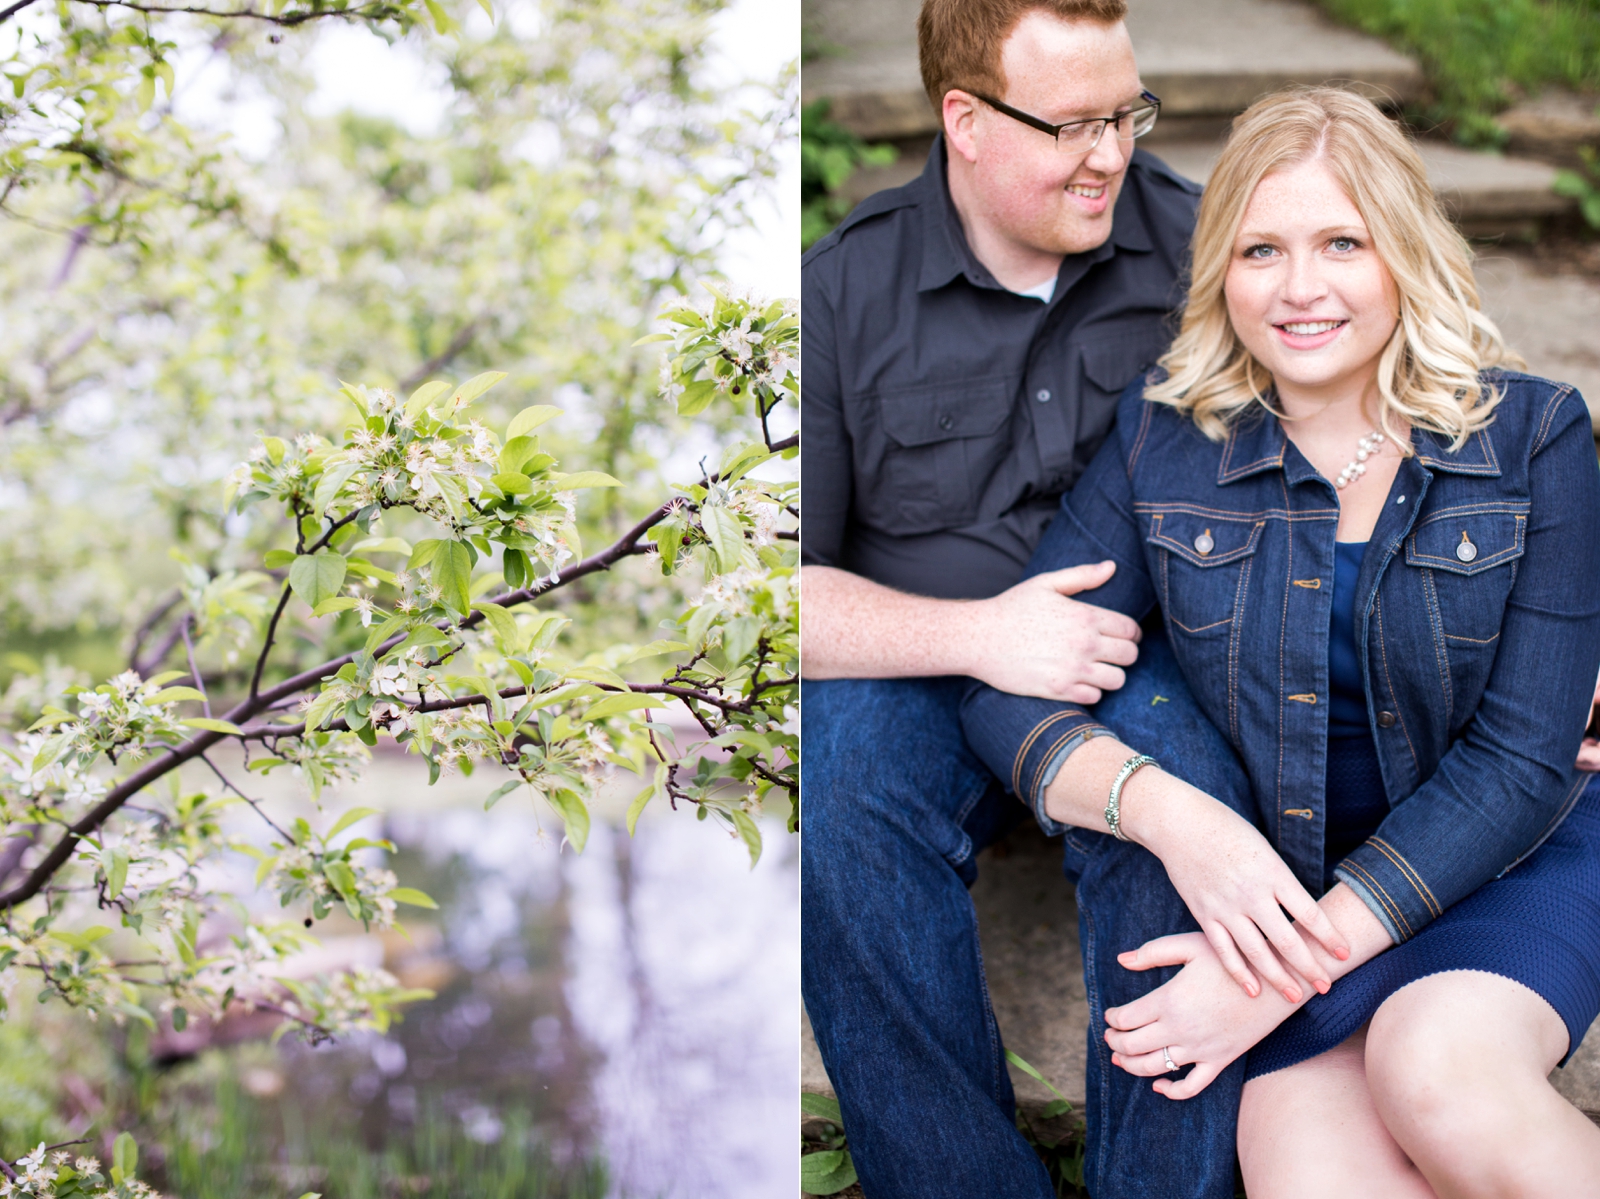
[801,823,1600,1126]
[802,0,1577,238]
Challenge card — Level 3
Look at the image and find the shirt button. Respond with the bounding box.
[1457,533,1477,563]
[938,414,954,431]
[1035,388,1052,403]
[1377,711,1397,728]
[1193,529,1214,555]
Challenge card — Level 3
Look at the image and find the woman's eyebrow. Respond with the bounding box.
[1234,224,1369,242]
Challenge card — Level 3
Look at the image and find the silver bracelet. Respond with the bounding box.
[1105,754,1158,842]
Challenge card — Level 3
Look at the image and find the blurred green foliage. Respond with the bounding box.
[1312,0,1600,144]
[800,99,897,249]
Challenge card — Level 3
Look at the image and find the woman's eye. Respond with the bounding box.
[1242,243,1276,259]
[1329,237,1359,252]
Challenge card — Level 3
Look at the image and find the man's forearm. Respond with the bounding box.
[800,565,982,679]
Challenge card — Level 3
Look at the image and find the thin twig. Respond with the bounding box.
[180,615,211,718]
[248,584,293,701]
[127,590,182,673]
[64,0,403,25]
[198,753,293,841]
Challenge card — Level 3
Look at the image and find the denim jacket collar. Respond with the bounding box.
[1216,404,1505,487]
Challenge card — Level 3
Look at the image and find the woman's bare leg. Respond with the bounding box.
[1239,1025,1437,1199]
[1365,970,1600,1199]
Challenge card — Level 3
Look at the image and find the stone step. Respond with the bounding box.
[1152,138,1578,238]
[803,0,1423,142]
[802,823,1600,1128]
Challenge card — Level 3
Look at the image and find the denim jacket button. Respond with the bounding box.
[1377,711,1397,728]
[1193,530,1214,555]
[1457,533,1478,563]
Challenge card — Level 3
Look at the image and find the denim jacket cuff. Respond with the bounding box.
[1030,725,1115,837]
[1333,838,1443,944]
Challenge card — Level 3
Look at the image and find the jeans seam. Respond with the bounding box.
[1342,857,1414,939]
[1419,567,1454,729]
[1368,836,1441,917]
[965,894,1010,1106]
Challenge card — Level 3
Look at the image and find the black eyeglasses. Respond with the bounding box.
[970,89,1162,152]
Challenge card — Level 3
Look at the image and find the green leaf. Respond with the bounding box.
[432,541,473,616]
[677,377,718,416]
[182,717,244,735]
[702,504,747,574]
[289,551,347,609]
[730,808,763,868]
[492,471,533,495]
[312,461,360,513]
[625,639,690,662]
[801,1092,843,1123]
[148,686,207,704]
[1041,1098,1073,1118]
[104,847,129,901]
[351,536,413,556]
[583,692,670,722]
[324,861,357,900]
[263,549,296,569]
[326,806,381,840]
[484,779,521,809]
[625,782,652,836]
[472,600,521,653]
[172,1005,188,1031]
[498,435,541,476]
[549,470,622,489]
[405,380,451,418]
[388,887,439,909]
[407,538,444,571]
[1005,1049,1071,1103]
[506,405,562,439]
[312,597,359,617]
[799,1148,857,1195]
[445,370,506,410]
[29,730,73,775]
[546,788,590,853]
[112,1132,138,1184]
[51,926,112,952]
[145,670,190,686]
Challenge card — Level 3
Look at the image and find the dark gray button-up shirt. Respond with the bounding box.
[801,136,1201,599]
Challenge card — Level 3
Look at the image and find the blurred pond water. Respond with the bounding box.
[199,747,798,1198]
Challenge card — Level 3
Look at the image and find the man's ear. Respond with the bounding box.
[943,90,981,164]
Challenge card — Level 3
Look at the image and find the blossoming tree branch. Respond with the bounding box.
[0,287,797,1062]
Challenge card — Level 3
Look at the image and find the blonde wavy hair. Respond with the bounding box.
[1146,87,1519,450]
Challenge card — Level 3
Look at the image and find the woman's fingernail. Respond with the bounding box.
[1336,947,1350,961]
[1284,987,1301,1003]
[1316,979,1330,995]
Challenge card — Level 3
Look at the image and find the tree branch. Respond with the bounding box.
[128,590,182,673]
[397,322,479,394]
[59,0,406,25]
[0,0,40,24]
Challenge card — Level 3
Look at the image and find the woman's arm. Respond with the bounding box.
[1334,390,1600,944]
[1101,882,1394,1099]
[962,385,1351,1000]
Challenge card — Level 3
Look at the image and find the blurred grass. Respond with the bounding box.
[1312,0,1600,144]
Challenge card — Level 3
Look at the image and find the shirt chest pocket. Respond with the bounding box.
[1404,504,1528,647]
[1147,513,1265,637]
[866,379,1014,535]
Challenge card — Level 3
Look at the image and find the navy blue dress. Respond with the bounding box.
[1246,542,1600,1077]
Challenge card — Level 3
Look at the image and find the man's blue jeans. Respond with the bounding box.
[802,633,1253,1198]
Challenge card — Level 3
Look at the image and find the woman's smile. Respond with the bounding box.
[1272,316,1350,350]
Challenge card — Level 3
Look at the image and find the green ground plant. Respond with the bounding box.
[1312,0,1600,145]
[800,100,898,249]
[1555,145,1600,227]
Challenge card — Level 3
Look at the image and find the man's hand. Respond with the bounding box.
[962,561,1141,702]
[798,561,1140,698]
[1578,670,1600,773]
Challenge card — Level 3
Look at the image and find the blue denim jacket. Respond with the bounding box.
[961,371,1600,944]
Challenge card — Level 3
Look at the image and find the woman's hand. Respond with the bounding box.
[1118,768,1350,1004]
[1577,670,1600,773]
[1103,883,1395,1100]
[1102,932,1302,1099]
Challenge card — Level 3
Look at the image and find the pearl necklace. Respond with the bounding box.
[1335,428,1385,489]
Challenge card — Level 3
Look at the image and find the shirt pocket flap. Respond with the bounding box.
[1147,512,1264,567]
[1404,505,1528,576]
[1082,334,1168,392]
[880,379,1012,448]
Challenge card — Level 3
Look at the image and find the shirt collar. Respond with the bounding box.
[916,135,1155,295]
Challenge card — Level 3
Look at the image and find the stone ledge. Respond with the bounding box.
[802,0,1423,142]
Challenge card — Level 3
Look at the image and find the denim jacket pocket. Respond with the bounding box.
[1146,512,1264,637]
[1404,503,1529,644]
[874,378,1014,533]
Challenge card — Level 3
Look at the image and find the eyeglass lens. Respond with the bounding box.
[1057,104,1159,149]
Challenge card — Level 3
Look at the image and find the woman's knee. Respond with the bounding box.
[1364,973,1566,1151]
